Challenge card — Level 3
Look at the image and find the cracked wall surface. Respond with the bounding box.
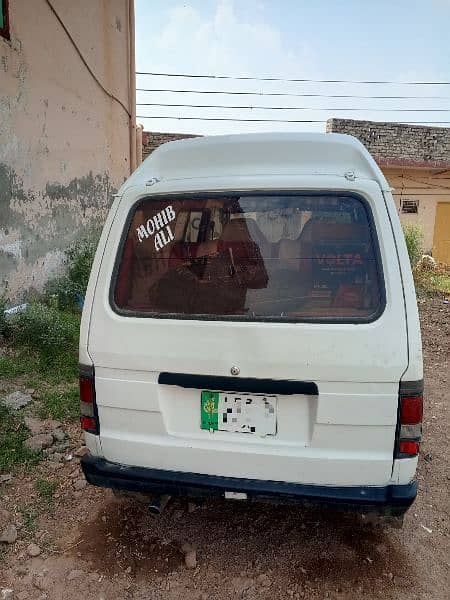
[0,0,133,300]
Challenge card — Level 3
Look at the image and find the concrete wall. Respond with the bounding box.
[327,118,450,169]
[0,0,136,300]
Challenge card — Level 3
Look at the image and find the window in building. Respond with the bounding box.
[401,199,419,214]
[0,0,9,40]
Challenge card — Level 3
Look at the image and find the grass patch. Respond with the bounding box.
[38,384,79,421]
[414,267,450,297]
[44,237,97,310]
[20,508,39,538]
[403,224,424,268]
[6,304,79,379]
[0,241,92,472]
[0,404,41,472]
[35,478,59,505]
[0,350,41,379]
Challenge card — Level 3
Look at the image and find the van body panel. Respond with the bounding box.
[81,134,421,504]
[79,194,122,367]
[93,367,398,486]
[391,457,418,485]
[87,180,408,488]
[382,190,423,382]
[84,431,102,457]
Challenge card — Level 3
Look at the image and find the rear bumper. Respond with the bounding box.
[81,455,417,516]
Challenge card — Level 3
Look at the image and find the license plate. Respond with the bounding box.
[201,391,277,435]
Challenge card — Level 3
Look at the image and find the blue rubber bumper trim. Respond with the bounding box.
[81,456,417,516]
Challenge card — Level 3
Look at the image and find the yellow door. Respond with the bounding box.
[433,203,450,265]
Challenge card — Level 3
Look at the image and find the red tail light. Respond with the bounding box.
[81,416,97,431]
[396,381,423,458]
[79,365,99,435]
[400,395,423,425]
[399,440,420,456]
[80,376,94,404]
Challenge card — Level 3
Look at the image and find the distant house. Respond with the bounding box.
[327,119,450,264]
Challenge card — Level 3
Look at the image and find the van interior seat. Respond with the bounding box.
[219,218,272,259]
[169,239,218,263]
[302,220,368,245]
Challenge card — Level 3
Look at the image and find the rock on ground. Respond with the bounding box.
[73,479,87,491]
[184,549,197,569]
[0,509,17,544]
[0,508,11,528]
[74,446,90,458]
[24,434,54,452]
[0,523,18,544]
[2,390,32,410]
[49,452,65,463]
[24,417,46,435]
[26,543,41,557]
[52,429,65,442]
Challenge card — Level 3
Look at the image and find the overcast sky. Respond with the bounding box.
[135,0,450,135]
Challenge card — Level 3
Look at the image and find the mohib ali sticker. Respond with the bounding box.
[136,205,176,252]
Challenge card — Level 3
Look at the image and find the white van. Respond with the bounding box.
[79,133,423,519]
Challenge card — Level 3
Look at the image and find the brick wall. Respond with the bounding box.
[327,119,450,168]
[142,131,201,161]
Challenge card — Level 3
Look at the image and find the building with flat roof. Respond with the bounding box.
[327,119,450,263]
[1,0,137,299]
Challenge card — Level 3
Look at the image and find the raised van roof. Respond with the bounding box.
[121,132,390,192]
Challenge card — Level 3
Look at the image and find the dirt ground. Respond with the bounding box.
[0,297,449,599]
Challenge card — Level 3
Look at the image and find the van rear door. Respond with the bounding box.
[87,185,407,487]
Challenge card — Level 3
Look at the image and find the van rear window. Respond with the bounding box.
[112,194,383,321]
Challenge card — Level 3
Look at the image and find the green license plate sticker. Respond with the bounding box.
[201,390,219,430]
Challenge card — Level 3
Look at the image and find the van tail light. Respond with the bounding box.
[79,365,99,435]
[396,381,423,458]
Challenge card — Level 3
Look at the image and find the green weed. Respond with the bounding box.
[0,403,41,472]
[0,296,8,337]
[415,267,450,297]
[6,304,79,378]
[35,478,59,504]
[403,224,424,268]
[38,384,79,421]
[20,508,39,537]
[44,237,97,310]
[0,350,40,379]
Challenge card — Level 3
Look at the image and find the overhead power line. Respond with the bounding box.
[136,102,450,113]
[136,114,450,125]
[136,87,450,100]
[402,176,450,191]
[137,115,323,123]
[136,71,450,86]
[391,193,450,196]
